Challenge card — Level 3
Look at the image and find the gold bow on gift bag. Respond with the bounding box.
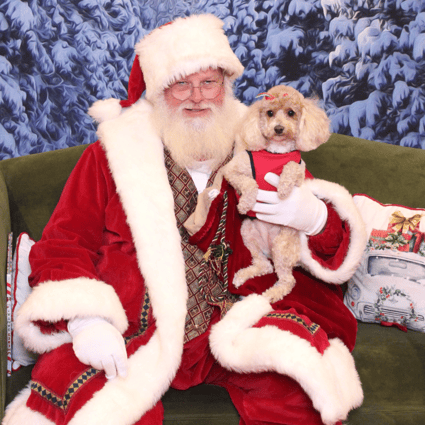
[390,211,423,233]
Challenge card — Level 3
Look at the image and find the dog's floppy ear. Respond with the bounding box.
[297,98,331,151]
[235,101,267,151]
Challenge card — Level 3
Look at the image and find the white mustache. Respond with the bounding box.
[178,101,216,111]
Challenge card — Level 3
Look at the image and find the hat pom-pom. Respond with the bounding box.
[88,98,123,123]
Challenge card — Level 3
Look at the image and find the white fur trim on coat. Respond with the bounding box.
[2,386,55,425]
[300,178,367,284]
[15,278,128,354]
[209,294,363,425]
[135,14,244,100]
[66,98,187,425]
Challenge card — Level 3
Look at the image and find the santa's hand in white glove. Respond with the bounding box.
[252,172,328,236]
[68,316,128,379]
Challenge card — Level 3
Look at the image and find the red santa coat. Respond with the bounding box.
[13,99,367,425]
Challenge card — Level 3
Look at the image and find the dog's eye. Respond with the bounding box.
[288,109,295,117]
[267,110,274,117]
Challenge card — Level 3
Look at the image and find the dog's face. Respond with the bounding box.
[236,84,330,153]
[257,86,304,152]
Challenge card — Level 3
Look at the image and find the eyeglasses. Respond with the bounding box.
[168,79,224,101]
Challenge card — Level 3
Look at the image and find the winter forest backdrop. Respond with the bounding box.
[1,0,425,159]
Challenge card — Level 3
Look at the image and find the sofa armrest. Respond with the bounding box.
[0,170,12,420]
[0,144,88,419]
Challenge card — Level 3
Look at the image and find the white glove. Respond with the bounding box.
[68,316,128,379]
[252,172,328,236]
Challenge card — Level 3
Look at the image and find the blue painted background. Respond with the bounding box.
[1,0,425,159]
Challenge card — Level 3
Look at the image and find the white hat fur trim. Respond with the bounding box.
[88,98,122,123]
[209,294,363,425]
[135,14,244,100]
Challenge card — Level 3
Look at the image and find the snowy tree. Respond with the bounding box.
[1,0,425,158]
[0,0,146,158]
[226,0,334,103]
[321,0,425,147]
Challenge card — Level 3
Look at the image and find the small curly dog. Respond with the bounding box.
[222,85,330,303]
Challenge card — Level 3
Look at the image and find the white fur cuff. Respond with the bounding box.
[209,295,363,425]
[300,178,368,284]
[2,387,55,425]
[15,278,128,354]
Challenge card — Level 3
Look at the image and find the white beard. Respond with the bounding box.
[151,91,240,170]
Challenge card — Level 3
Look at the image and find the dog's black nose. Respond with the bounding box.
[274,125,284,135]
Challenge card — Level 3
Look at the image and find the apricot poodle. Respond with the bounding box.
[222,85,330,303]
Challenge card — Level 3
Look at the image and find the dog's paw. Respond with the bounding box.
[262,287,285,304]
[262,276,295,303]
[277,182,295,200]
[277,161,305,199]
[237,190,258,214]
[237,201,250,215]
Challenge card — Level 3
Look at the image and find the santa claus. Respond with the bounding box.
[3,14,366,425]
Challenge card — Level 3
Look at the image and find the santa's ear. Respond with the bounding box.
[235,102,266,151]
[297,98,331,151]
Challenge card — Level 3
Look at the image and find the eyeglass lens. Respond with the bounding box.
[170,81,222,100]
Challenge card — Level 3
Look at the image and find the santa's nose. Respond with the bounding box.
[274,125,284,134]
[189,86,203,103]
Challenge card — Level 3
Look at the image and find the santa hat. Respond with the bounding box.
[123,14,244,108]
[135,14,244,101]
[90,14,244,122]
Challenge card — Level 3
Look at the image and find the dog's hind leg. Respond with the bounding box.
[263,227,300,303]
[233,220,274,288]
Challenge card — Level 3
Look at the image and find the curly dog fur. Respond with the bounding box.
[222,85,330,303]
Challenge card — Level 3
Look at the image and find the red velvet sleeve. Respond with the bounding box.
[307,202,351,270]
[28,142,112,287]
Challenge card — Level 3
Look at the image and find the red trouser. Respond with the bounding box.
[135,312,340,425]
[136,371,330,425]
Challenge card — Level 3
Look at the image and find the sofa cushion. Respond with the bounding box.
[348,321,425,424]
[6,233,37,375]
[344,194,425,332]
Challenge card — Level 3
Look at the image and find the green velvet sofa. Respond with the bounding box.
[1,133,425,424]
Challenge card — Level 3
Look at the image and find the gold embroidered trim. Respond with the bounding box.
[264,312,320,335]
[31,367,99,411]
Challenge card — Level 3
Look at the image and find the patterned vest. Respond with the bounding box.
[164,149,237,342]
